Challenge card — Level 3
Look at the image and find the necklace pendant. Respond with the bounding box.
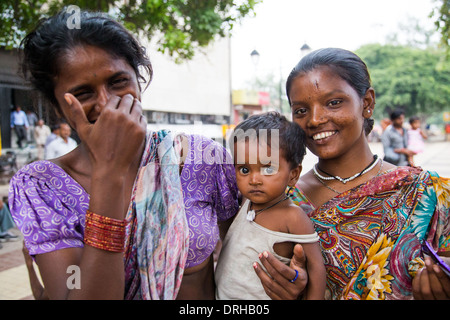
[336,176,346,184]
[247,210,256,221]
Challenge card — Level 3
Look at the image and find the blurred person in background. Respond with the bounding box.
[34,119,51,160]
[10,105,29,148]
[45,122,77,159]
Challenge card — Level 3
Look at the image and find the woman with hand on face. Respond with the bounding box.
[9,9,238,300]
[254,48,450,300]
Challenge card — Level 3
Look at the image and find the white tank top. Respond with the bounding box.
[215,199,319,300]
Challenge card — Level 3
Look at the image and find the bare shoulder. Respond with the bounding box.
[296,169,316,190]
[285,202,316,235]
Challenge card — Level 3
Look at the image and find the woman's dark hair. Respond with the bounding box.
[229,111,306,169]
[286,48,374,135]
[20,8,152,115]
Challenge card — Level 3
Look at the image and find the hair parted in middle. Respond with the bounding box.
[286,47,375,136]
[229,111,307,169]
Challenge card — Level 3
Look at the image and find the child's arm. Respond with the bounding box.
[420,129,428,140]
[287,207,326,300]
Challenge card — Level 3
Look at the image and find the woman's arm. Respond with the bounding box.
[22,243,48,300]
[33,93,146,300]
[301,242,326,300]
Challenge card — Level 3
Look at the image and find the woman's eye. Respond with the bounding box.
[111,78,129,87]
[293,107,307,116]
[262,166,276,175]
[239,167,250,175]
[74,92,92,100]
[327,100,342,107]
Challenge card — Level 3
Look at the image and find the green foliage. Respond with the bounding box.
[0,0,260,61]
[430,0,450,54]
[356,44,450,120]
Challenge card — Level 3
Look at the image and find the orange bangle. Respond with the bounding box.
[83,210,127,253]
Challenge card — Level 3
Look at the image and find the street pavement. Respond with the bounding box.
[0,137,449,299]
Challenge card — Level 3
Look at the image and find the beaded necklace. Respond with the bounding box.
[313,155,380,184]
[246,196,289,221]
[314,158,384,194]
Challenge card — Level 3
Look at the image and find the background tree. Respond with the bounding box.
[356,44,450,121]
[430,0,450,55]
[0,0,261,61]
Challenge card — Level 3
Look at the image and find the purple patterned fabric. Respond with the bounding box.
[181,135,238,267]
[9,133,238,269]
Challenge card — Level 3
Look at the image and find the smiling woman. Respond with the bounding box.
[9,8,239,300]
[54,45,142,126]
[268,47,450,300]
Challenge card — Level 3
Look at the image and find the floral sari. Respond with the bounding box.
[291,167,450,300]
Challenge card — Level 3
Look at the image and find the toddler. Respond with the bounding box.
[407,116,427,166]
[215,112,326,300]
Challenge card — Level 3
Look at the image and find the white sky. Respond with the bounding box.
[230,0,439,89]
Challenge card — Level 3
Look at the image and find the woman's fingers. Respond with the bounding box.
[63,93,89,134]
[424,257,450,299]
[252,262,283,300]
[413,257,450,300]
[253,245,308,300]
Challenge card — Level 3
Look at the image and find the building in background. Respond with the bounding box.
[0,49,36,149]
[231,89,270,125]
[141,36,233,141]
[0,35,234,148]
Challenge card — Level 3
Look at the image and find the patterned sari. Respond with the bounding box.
[123,130,189,300]
[291,167,450,300]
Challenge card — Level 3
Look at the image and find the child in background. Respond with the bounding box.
[407,116,427,166]
[215,112,326,300]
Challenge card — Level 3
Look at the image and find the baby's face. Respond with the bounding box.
[233,139,294,205]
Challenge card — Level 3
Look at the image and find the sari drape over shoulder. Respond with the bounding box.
[124,130,189,300]
[291,167,450,300]
[10,129,238,300]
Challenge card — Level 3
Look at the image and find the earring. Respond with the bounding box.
[287,186,295,197]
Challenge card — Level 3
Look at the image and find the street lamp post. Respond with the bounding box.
[300,43,311,58]
[250,49,260,67]
[250,49,260,80]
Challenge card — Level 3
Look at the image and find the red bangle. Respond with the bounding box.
[83,210,127,253]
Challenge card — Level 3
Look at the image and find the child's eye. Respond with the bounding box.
[239,167,250,175]
[261,166,277,175]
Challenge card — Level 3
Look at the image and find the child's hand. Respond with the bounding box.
[253,244,308,299]
[413,257,450,299]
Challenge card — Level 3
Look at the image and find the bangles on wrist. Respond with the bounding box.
[83,210,127,253]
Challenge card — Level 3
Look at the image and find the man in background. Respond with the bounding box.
[34,119,51,160]
[381,109,416,166]
[45,122,77,159]
[10,106,29,148]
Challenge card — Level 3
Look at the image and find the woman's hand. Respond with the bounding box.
[64,93,146,220]
[413,256,450,300]
[64,93,146,173]
[253,244,308,300]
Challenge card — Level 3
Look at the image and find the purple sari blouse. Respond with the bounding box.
[9,133,238,269]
